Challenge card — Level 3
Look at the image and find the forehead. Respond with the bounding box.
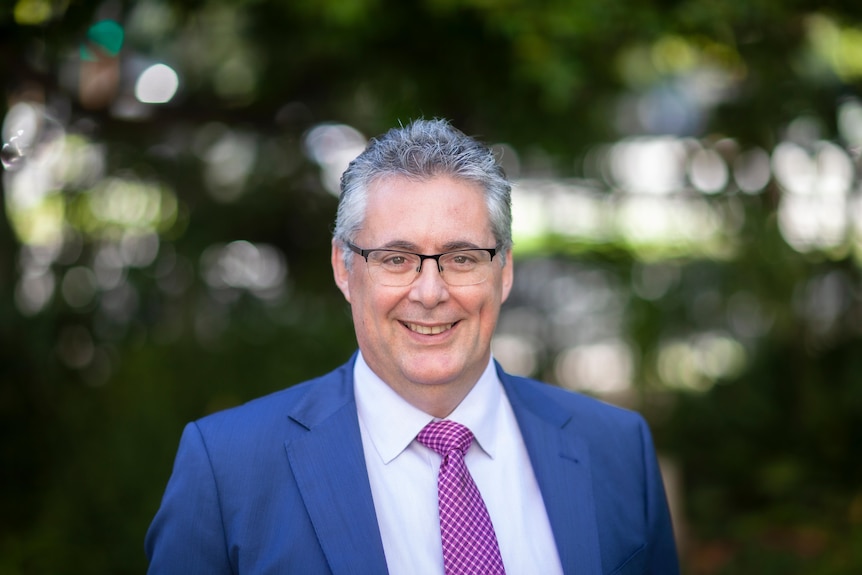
[361,175,493,247]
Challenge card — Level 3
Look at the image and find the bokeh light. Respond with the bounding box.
[732,147,771,194]
[304,123,367,196]
[194,123,258,202]
[555,339,634,394]
[656,331,747,392]
[13,0,68,25]
[201,240,288,301]
[807,14,862,81]
[135,63,180,104]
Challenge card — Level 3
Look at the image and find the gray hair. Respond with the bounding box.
[333,119,512,268]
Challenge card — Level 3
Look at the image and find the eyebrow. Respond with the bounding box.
[377,240,487,252]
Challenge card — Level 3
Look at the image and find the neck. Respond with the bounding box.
[356,350,490,419]
[374,368,481,419]
[398,383,473,419]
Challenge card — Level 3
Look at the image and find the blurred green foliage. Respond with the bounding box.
[2,0,862,573]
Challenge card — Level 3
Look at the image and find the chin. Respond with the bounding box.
[401,362,467,388]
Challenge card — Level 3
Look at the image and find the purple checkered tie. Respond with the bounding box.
[417,420,506,575]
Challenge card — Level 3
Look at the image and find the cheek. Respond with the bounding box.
[354,289,398,329]
[476,290,504,327]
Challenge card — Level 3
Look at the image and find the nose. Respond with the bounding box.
[408,256,449,306]
[415,254,443,275]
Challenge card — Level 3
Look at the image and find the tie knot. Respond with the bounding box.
[417,419,474,456]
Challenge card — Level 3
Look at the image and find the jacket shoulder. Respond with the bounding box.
[193,359,354,441]
[501,371,647,436]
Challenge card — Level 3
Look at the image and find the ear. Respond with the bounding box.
[331,239,352,303]
[500,250,514,304]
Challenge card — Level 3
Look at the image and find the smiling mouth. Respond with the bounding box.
[404,322,454,335]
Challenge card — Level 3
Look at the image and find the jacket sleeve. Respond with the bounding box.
[145,422,234,575]
[638,418,681,575]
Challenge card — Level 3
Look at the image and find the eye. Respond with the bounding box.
[444,251,481,268]
[384,255,408,266]
[375,252,416,270]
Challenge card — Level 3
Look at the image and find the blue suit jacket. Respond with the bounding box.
[145,357,679,574]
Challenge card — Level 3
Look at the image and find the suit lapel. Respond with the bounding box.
[500,368,603,575]
[284,360,389,575]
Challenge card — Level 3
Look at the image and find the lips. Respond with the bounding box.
[403,322,454,335]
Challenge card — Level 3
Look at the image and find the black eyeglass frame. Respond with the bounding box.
[346,242,500,275]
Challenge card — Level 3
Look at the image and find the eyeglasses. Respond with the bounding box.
[346,242,500,287]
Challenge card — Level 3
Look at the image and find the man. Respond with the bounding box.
[146,119,680,574]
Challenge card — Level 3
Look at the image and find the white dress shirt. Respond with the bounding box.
[354,352,565,575]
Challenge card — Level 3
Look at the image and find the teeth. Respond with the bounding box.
[406,322,453,335]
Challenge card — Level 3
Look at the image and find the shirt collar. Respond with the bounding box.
[354,352,503,464]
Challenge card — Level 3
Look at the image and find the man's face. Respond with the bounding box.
[332,175,513,410]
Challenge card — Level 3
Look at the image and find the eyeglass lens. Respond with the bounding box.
[367,250,492,286]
